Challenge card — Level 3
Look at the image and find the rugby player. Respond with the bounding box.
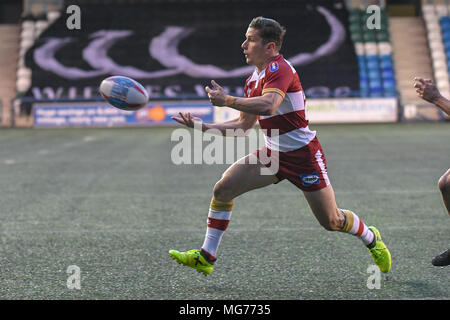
[414,77,450,266]
[170,17,391,275]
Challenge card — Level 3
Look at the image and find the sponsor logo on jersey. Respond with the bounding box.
[269,62,279,72]
[301,173,320,186]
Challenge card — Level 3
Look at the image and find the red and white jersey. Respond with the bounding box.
[244,54,316,152]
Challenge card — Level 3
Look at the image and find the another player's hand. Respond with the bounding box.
[205,80,226,106]
[171,112,201,128]
[414,77,442,103]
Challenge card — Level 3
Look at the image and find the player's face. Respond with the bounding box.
[241,28,266,66]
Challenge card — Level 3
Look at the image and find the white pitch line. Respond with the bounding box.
[37,149,49,155]
[3,159,16,165]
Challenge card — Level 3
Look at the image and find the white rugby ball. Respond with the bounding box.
[99,76,149,111]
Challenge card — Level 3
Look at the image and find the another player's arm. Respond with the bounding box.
[414,77,450,116]
[206,80,283,116]
[433,96,450,116]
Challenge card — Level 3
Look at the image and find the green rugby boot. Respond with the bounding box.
[169,249,214,276]
[367,226,391,273]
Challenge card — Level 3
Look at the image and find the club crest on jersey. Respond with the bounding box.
[301,173,320,186]
[269,62,279,72]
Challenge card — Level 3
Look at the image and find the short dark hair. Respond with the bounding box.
[248,16,286,51]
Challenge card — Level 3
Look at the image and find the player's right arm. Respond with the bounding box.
[171,111,257,136]
[414,77,450,116]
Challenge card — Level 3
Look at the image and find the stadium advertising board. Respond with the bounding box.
[306,98,397,123]
[33,101,213,128]
[215,98,398,124]
[33,97,396,128]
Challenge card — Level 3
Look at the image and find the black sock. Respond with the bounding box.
[366,230,376,249]
[200,249,216,264]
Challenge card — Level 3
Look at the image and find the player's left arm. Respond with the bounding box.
[205,80,283,116]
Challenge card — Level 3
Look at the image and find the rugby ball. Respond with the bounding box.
[99,76,149,111]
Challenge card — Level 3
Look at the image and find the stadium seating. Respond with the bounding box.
[17,10,60,95]
[423,1,450,98]
[0,24,20,125]
[347,5,397,97]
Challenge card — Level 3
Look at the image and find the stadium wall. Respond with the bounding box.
[28,97,398,128]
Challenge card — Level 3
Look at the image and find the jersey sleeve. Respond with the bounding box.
[243,74,253,98]
[261,62,293,98]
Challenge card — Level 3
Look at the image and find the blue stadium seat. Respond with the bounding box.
[383,79,396,90]
[366,55,379,63]
[444,39,450,49]
[366,60,380,70]
[443,38,450,48]
[379,55,393,62]
[358,56,367,68]
[442,32,450,43]
[381,69,395,79]
[440,16,450,27]
[360,79,369,91]
[366,54,378,60]
[357,55,366,63]
[359,66,368,76]
[441,22,450,30]
[357,57,366,70]
[383,91,397,97]
[369,79,382,89]
[358,65,367,73]
[368,70,381,80]
[380,60,393,70]
[360,73,368,83]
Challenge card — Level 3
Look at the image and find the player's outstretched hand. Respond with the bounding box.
[205,80,226,106]
[414,77,442,103]
[171,112,201,128]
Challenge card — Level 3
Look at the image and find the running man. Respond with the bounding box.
[169,17,391,275]
[414,77,450,266]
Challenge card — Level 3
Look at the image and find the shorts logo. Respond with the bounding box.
[301,173,320,186]
[269,62,279,72]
